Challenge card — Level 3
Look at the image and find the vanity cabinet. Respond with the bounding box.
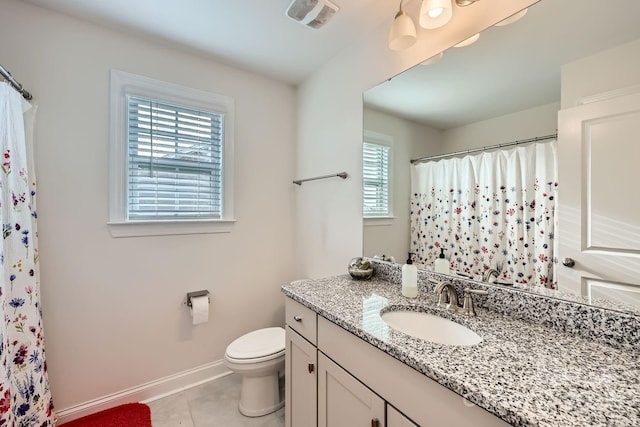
[318,352,385,426]
[285,298,318,427]
[285,297,507,427]
[317,315,508,427]
[285,326,317,427]
[387,405,418,427]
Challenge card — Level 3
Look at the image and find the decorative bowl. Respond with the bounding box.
[348,257,374,280]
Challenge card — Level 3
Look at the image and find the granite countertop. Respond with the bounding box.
[282,275,640,427]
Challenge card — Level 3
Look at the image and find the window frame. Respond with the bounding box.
[108,70,235,237]
[362,130,394,222]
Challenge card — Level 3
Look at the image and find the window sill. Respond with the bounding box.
[107,219,236,238]
[363,217,396,227]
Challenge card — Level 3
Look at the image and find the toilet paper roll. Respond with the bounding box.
[190,295,209,325]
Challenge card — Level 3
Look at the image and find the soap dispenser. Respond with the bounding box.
[402,253,418,298]
[434,248,450,275]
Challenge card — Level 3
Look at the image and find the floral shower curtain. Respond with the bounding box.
[410,141,558,288]
[0,83,54,425]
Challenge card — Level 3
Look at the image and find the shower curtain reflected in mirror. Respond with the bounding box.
[410,141,558,288]
[0,83,54,425]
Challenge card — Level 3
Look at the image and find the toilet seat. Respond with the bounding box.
[225,327,285,364]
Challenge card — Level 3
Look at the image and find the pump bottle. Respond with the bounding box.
[402,253,418,298]
[434,248,450,275]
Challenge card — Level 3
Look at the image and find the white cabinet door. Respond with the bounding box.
[286,326,317,427]
[387,405,418,427]
[318,352,385,427]
[557,90,640,307]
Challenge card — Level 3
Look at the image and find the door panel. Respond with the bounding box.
[318,352,385,427]
[286,326,317,427]
[585,110,640,252]
[387,405,418,427]
[557,90,640,308]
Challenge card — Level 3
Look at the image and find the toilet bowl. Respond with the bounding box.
[224,327,285,417]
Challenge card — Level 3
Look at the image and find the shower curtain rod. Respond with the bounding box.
[0,64,33,100]
[410,132,558,164]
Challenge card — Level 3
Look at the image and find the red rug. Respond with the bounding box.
[61,403,152,427]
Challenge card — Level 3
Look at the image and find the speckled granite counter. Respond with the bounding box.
[282,275,640,427]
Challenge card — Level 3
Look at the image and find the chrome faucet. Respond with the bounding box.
[482,268,499,282]
[434,281,460,311]
[434,281,488,317]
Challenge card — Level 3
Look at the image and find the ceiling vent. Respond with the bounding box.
[285,0,340,29]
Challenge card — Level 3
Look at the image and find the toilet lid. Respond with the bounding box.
[226,327,285,360]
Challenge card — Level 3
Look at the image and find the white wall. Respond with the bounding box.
[441,101,559,152]
[561,38,640,107]
[0,0,297,415]
[363,108,441,262]
[295,0,537,279]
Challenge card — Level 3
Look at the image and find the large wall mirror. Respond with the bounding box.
[362,0,640,314]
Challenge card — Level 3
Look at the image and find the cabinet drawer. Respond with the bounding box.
[286,298,317,345]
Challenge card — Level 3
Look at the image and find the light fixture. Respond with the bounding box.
[388,0,417,51]
[387,0,495,51]
[421,51,444,65]
[453,32,479,47]
[494,8,528,26]
[419,0,453,29]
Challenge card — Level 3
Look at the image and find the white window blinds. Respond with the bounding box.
[127,96,224,220]
[363,142,391,217]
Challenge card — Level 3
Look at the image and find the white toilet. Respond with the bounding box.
[224,327,286,417]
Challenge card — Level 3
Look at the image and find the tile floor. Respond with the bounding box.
[147,373,285,427]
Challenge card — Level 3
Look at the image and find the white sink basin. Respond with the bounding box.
[380,310,482,346]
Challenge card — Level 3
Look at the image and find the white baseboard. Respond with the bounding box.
[55,359,231,425]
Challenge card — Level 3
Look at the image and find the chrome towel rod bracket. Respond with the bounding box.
[293,172,348,186]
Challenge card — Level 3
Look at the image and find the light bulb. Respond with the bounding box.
[419,0,453,29]
[428,7,443,18]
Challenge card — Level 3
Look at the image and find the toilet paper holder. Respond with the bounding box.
[186,290,210,307]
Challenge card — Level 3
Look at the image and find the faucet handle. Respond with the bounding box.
[462,288,488,316]
[465,288,488,295]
